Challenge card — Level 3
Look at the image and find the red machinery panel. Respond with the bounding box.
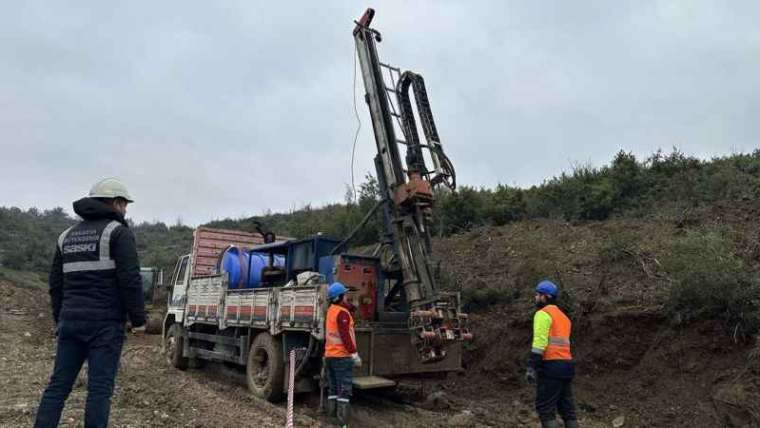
[335,256,379,322]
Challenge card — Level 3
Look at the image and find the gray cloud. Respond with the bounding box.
[2,1,758,225]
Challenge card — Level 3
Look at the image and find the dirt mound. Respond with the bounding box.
[430,203,760,427]
[712,341,760,428]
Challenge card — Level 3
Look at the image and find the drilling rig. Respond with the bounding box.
[353,8,471,363]
[160,9,471,403]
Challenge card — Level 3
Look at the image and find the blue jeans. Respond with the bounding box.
[34,320,125,428]
[326,357,354,402]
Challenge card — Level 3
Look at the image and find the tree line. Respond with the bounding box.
[2,148,759,282]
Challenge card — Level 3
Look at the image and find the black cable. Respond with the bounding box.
[350,49,362,203]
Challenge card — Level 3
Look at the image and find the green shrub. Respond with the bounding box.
[663,230,760,332]
[525,164,616,221]
[578,179,616,220]
[461,285,519,312]
[486,184,526,225]
[434,186,489,235]
[599,232,638,264]
[610,151,643,199]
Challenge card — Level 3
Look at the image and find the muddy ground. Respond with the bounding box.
[0,282,615,428]
[3,202,760,427]
[1,281,540,428]
[0,282,460,427]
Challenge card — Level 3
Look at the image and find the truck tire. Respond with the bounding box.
[165,324,189,371]
[247,332,284,402]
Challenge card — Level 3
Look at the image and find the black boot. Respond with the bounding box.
[327,398,337,418]
[541,419,558,428]
[563,419,578,428]
[337,400,351,427]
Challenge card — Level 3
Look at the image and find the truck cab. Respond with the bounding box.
[163,254,191,336]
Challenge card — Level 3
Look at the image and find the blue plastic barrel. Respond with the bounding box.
[219,246,250,289]
[247,252,286,288]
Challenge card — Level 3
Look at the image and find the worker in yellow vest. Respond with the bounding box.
[325,282,361,427]
[525,280,578,428]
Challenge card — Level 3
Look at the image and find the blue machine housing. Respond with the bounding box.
[220,246,249,289]
[248,235,341,285]
[219,247,287,289]
[249,252,285,287]
[248,235,402,323]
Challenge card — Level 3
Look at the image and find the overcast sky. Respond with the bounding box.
[1,1,758,225]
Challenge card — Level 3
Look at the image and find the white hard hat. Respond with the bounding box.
[89,178,134,202]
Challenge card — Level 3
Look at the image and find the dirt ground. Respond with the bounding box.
[0,281,611,428]
[0,281,496,428]
[3,202,760,427]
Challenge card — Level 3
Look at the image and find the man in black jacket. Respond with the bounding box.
[34,178,146,428]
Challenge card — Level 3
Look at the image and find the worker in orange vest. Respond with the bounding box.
[525,280,578,428]
[325,282,361,427]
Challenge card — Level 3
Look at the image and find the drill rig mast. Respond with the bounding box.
[353,8,470,363]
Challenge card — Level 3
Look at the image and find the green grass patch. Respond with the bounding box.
[0,267,47,289]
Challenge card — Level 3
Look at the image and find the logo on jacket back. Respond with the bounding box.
[62,229,98,254]
[63,243,97,254]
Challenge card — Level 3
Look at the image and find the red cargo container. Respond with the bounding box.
[190,227,278,278]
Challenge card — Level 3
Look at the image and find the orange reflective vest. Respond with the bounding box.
[540,305,573,361]
[325,304,355,358]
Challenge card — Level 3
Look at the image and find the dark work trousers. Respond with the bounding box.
[34,320,125,428]
[536,375,577,423]
[326,357,354,403]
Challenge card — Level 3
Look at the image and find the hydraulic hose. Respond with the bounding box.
[396,71,456,190]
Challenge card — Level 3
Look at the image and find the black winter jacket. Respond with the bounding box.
[49,198,146,326]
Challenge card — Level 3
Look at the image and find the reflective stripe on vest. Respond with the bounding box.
[324,304,355,358]
[61,221,121,273]
[57,226,75,253]
[540,305,573,361]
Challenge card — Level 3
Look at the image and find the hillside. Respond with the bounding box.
[2,149,760,426]
[2,201,759,426]
[432,200,760,426]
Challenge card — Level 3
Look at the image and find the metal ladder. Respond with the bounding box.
[379,62,410,149]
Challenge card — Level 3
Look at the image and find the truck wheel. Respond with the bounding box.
[247,332,284,402]
[165,324,188,371]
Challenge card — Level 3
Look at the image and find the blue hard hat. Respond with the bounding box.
[328,282,348,300]
[535,280,559,298]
